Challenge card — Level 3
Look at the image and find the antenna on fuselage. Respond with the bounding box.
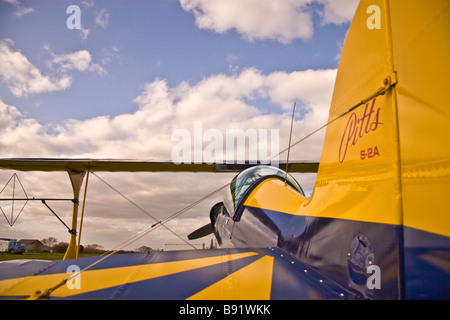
[285,101,296,183]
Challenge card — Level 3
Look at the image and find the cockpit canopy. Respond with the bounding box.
[223,165,304,215]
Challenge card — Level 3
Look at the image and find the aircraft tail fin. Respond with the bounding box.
[296,0,450,299]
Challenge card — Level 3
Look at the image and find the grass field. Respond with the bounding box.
[0,252,102,261]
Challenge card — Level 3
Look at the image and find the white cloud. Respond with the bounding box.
[316,0,358,25]
[266,69,337,109]
[95,9,110,28]
[180,0,314,43]
[80,27,90,41]
[13,5,33,17]
[0,67,336,249]
[180,0,358,43]
[0,40,107,96]
[0,40,71,97]
[0,67,336,159]
[101,46,122,66]
[81,0,95,9]
[52,50,106,75]
[0,0,350,252]
[2,0,34,17]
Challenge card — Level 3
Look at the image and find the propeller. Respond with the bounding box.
[187,203,223,240]
[187,223,213,240]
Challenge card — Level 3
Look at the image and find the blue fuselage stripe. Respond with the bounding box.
[223,205,450,299]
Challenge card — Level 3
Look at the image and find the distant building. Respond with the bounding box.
[19,239,50,253]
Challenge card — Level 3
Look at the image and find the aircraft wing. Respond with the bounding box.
[0,158,319,173]
[0,248,355,299]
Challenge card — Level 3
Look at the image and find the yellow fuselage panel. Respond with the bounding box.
[0,252,258,298]
[243,178,307,215]
[290,0,450,237]
[390,0,450,238]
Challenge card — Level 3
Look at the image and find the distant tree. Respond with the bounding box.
[52,242,69,253]
[83,243,105,254]
[41,237,57,248]
[137,246,152,253]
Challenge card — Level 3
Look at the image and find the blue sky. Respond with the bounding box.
[0,0,354,124]
[0,0,359,249]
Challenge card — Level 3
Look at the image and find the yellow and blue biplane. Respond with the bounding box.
[0,0,449,300]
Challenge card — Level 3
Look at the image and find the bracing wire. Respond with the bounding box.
[32,182,229,299]
[34,78,395,299]
[91,171,197,250]
[100,182,229,256]
[284,101,296,182]
[272,77,394,162]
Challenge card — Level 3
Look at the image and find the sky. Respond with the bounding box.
[0,0,359,251]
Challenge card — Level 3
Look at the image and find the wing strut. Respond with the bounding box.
[77,169,90,258]
[64,169,86,260]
